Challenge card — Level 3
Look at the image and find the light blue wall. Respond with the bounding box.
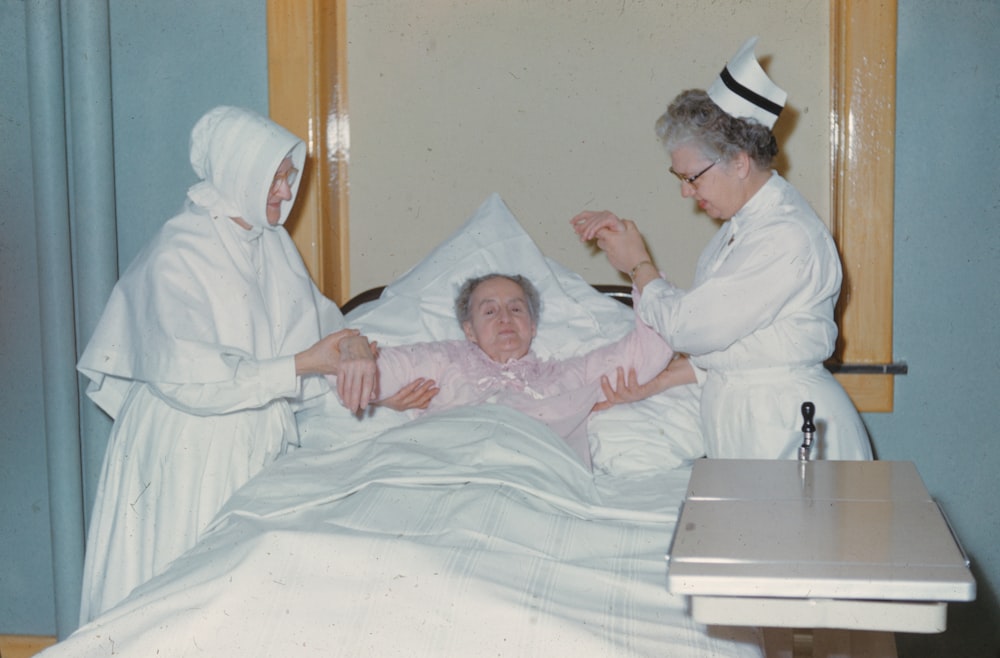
[1,1,997,655]
[863,1,1000,655]
[106,1,269,264]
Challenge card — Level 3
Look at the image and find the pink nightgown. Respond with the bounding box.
[366,309,672,469]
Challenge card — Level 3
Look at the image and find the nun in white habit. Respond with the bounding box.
[77,106,376,623]
[571,38,873,462]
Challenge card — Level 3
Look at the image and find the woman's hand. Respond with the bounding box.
[295,329,377,413]
[570,211,653,277]
[377,377,440,412]
[591,356,696,412]
[591,366,663,412]
[332,333,378,413]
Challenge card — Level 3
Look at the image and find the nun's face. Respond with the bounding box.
[266,157,298,225]
[669,144,744,220]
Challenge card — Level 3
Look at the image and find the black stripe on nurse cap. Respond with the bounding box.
[706,37,788,129]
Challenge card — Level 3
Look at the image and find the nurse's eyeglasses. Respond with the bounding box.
[670,159,719,187]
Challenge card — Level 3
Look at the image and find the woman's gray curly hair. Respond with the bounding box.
[655,89,778,170]
[455,274,542,326]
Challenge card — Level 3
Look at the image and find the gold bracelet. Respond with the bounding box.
[629,260,652,280]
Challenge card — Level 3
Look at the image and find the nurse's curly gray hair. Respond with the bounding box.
[655,89,778,170]
[455,274,542,326]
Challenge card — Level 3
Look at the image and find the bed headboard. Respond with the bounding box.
[340,286,386,314]
[340,284,633,315]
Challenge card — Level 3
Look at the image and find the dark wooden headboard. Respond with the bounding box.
[340,284,633,315]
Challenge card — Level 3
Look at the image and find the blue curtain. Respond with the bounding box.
[25,0,118,638]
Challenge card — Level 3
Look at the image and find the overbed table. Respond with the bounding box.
[667,459,976,634]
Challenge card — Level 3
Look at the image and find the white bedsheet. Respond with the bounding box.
[43,406,762,657]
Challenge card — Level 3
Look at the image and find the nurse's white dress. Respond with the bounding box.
[638,173,872,461]
[76,107,344,623]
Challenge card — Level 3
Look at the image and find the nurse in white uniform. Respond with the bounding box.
[76,106,378,623]
[571,38,872,462]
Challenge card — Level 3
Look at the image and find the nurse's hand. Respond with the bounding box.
[570,210,625,242]
[571,212,653,276]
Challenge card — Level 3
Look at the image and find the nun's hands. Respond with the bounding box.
[331,333,378,413]
[295,328,377,412]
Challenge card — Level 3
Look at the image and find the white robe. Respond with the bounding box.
[76,107,344,623]
[639,173,872,460]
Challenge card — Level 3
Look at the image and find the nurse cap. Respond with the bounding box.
[707,36,787,129]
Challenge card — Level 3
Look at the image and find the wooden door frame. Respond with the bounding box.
[829,0,898,411]
[266,0,898,412]
[267,0,349,302]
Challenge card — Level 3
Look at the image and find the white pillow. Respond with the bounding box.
[344,193,633,358]
[299,193,705,474]
[587,384,706,476]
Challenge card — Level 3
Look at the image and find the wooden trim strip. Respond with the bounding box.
[267,0,350,303]
[830,0,898,411]
[0,634,57,658]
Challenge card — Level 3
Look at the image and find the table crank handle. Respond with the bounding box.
[798,401,815,462]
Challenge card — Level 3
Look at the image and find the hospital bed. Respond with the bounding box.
[40,195,946,657]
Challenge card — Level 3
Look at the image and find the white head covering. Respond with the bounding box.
[78,106,344,417]
[707,37,787,129]
[187,106,306,229]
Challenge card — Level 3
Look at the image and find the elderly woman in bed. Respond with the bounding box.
[332,274,684,469]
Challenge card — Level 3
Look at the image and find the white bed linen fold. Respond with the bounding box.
[43,406,763,657]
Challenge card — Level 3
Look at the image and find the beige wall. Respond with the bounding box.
[346,1,829,293]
